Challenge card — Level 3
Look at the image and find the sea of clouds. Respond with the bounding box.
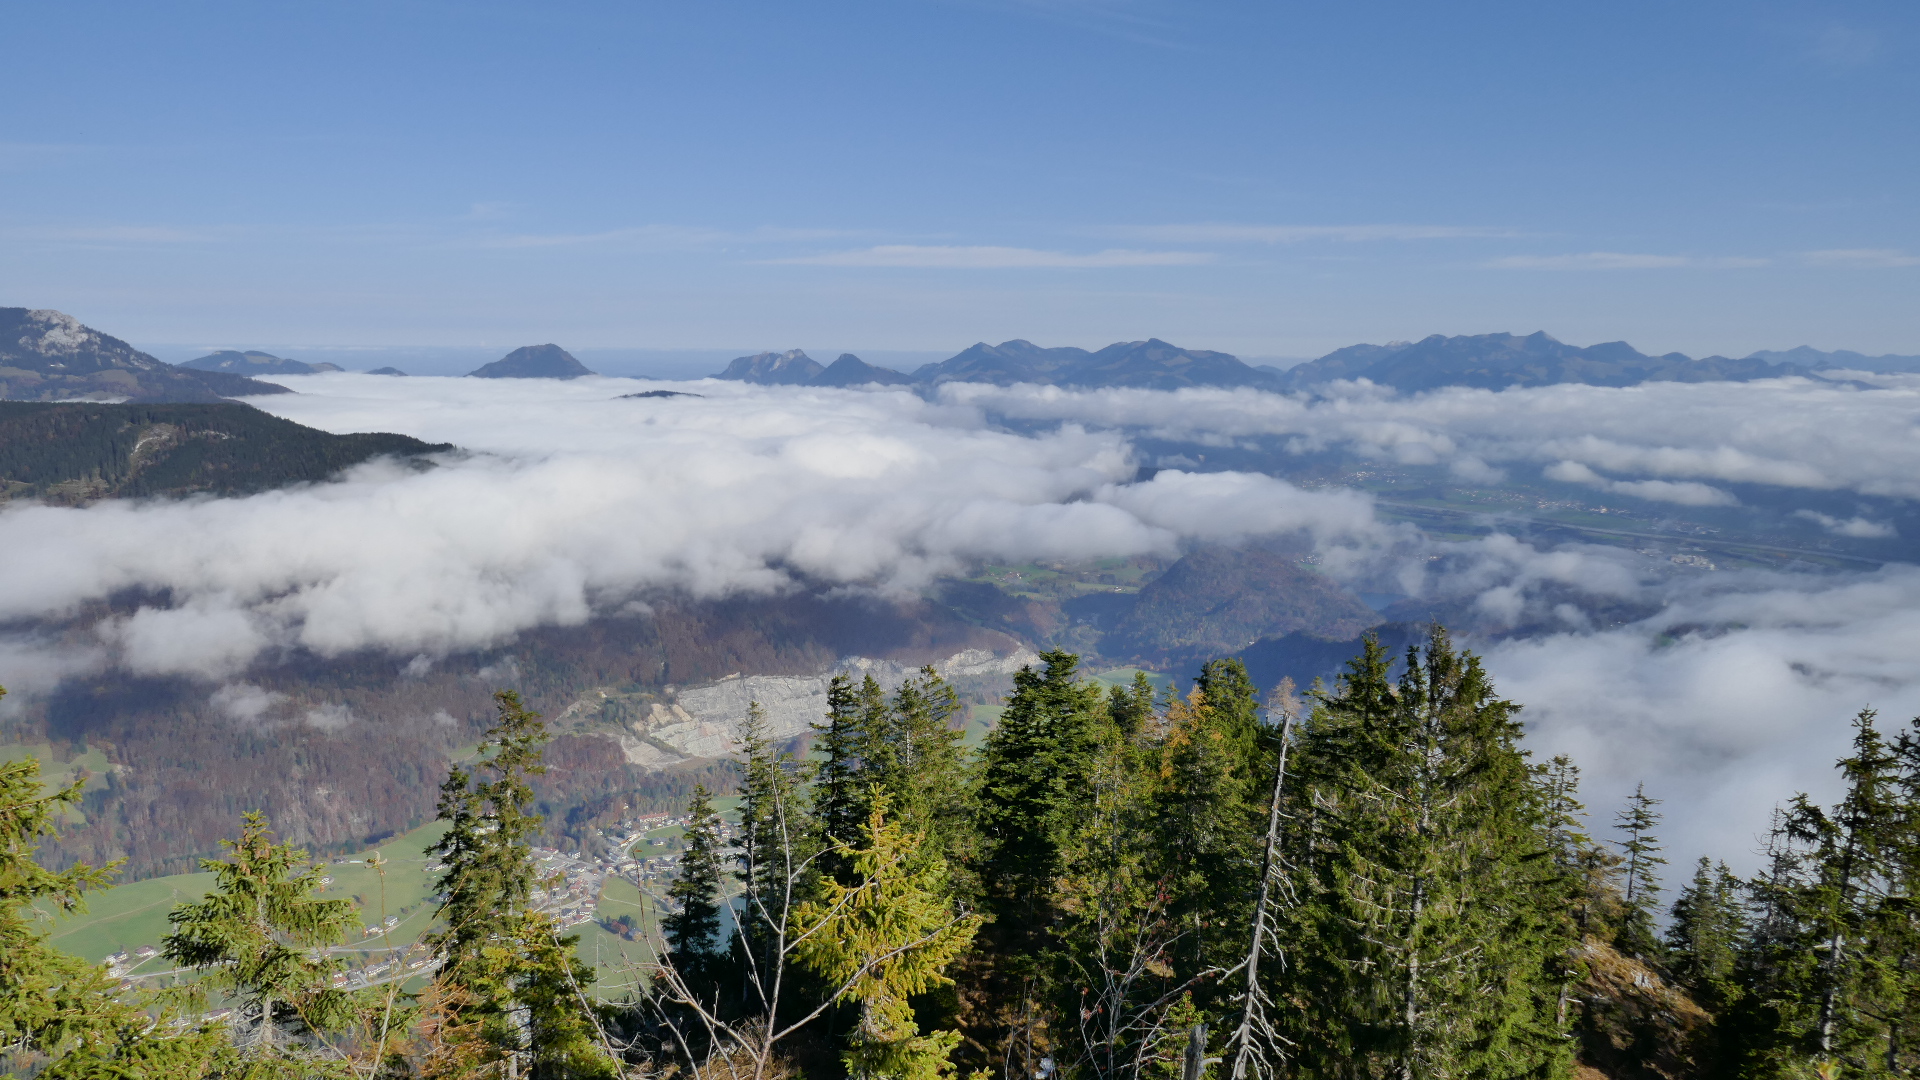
[4,370,1919,872]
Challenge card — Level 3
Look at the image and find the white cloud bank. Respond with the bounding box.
[4,371,1919,874]
[943,376,1920,500]
[0,375,1385,684]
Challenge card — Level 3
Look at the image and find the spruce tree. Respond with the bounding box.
[1051,675,1163,1080]
[163,811,358,1049]
[1611,784,1668,960]
[974,650,1112,1073]
[663,784,728,1006]
[1279,629,1574,1080]
[423,689,612,1079]
[1150,661,1271,1000]
[976,649,1109,921]
[734,701,815,1019]
[814,673,869,882]
[882,667,973,872]
[1667,857,1745,1013]
[1742,709,1910,1076]
[0,681,228,1076]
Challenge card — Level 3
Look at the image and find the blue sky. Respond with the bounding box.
[2,0,1915,362]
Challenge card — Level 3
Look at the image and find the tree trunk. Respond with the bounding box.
[1183,1022,1210,1080]
[1227,712,1293,1080]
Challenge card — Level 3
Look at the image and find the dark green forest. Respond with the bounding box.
[7,631,1920,1080]
[0,402,452,505]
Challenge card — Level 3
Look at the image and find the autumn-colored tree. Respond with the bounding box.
[791,799,982,1080]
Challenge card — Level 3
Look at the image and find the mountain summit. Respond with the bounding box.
[713,339,1285,391]
[180,350,343,375]
[468,344,594,379]
[715,349,827,385]
[909,338,1286,390]
[0,308,290,402]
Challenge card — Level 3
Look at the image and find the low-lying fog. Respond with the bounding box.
[9,369,1920,873]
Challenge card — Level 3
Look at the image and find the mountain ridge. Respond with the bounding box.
[0,401,452,505]
[1,308,292,402]
[710,332,1901,394]
[179,350,344,376]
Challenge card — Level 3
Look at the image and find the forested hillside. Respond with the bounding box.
[7,632,1915,1079]
[16,592,1022,879]
[0,401,451,504]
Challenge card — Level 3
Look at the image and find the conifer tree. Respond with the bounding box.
[1108,671,1158,741]
[1279,629,1574,1080]
[163,811,359,1049]
[1741,709,1910,1076]
[734,702,815,1019]
[663,784,728,1006]
[814,673,869,882]
[1611,784,1668,960]
[881,667,973,871]
[974,650,1112,1072]
[976,649,1110,921]
[1152,659,1272,995]
[792,800,983,1080]
[1051,674,1169,1080]
[1666,857,1745,1013]
[423,689,613,1079]
[1538,756,1599,1032]
[0,683,228,1076]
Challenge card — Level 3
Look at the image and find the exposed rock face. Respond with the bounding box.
[468,344,593,379]
[0,308,290,402]
[608,647,1040,768]
[715,349,827,385]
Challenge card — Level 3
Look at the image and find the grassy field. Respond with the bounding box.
[39,819,453,966]
[2,742,113,823]
[40,803,722,998]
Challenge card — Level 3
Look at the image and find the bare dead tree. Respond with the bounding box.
[1221,679,1302,1080]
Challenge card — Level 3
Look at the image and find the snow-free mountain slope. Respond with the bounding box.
[0,308,290,402]
[468,344,594,379]
[714,348,827,384]
[179,350,343,375]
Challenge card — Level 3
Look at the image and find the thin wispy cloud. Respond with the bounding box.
[774,244,1213,268]
[479,224,857,250]
[1486,252,1771,270]
[1112,223,1522,243]
[1803,248,1920,268]
[25,224,218,244]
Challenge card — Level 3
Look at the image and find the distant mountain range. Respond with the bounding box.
[1277,332,1805,392]
[1745,345,1920,374]
[714,333,1920,394]
[179,350,344,376]
[2,308,290,402]
[716,339,1283,391]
